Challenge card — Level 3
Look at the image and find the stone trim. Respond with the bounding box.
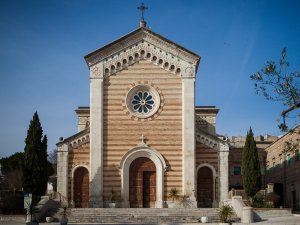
[57,143,69,200]
[119,146,167,208]
[195,130,229,205]
[85,27,200,68]
[89,69,104,208]
[122,81,165,121]
[56,128,90,147]
[100,41,195,78]
[196,163,218,206]
[196,130,228,151]
[182,78,197,207]
[70,165,90,205]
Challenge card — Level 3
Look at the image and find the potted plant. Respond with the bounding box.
[168,188,179,208]
[59,204,70,225]
[218,204,234,224]
[108,189,117,208]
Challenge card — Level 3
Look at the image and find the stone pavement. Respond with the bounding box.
[254,214,300,224]
[1,214,300,225]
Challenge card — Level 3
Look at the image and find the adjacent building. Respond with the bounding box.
[228,135,277,190]
[265,125,300,210]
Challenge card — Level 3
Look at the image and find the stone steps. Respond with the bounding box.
[69,208,220,223]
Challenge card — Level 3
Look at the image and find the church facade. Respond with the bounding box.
[57,22,229,208]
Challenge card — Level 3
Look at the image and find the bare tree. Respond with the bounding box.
[250,48,300,131]
[48,149,57,175]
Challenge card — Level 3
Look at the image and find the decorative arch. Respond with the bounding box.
[120,146,167,208]
[196,163,218,207]
[71,165,90,207]
[196,163,217,178]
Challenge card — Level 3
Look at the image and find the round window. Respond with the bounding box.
[126,85,160,118]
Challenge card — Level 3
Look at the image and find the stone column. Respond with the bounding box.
[89,63,104,207]
[57,142,69,200]
[182,77,197,207]
[219,143,229,204]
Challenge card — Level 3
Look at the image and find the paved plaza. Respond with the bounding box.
[1,214,300,225]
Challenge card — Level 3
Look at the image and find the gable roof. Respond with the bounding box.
[85,27,199,62]
[84,27,200,76]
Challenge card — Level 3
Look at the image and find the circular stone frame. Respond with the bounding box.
[125,85,161,119]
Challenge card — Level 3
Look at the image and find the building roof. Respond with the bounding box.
[84,27,201,76]
[85,27,199,62]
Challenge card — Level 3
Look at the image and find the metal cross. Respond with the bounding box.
[137,3,148,21]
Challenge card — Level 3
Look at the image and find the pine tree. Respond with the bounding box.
[22,112,53,205]
[242,127,262,199]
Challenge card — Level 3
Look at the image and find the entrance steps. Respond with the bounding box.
[69,208,220,223]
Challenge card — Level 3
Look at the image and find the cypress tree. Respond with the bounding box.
[242,127,262,198]
[22,112,53,205]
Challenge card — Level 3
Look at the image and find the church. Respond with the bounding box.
[57,15,230,209]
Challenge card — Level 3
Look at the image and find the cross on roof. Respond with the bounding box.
[137,3,148,21]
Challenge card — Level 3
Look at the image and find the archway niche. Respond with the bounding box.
[120,147,166,208]
[73,167,89,208]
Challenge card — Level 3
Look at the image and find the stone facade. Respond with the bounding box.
[265,125,300,210]
[57,26,229,208]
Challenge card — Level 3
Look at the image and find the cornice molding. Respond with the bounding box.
[196,130,229,151]
[57,128,90,149]
[87,28,200,79]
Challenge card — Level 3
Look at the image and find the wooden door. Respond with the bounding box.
[143,171,156,208]
[129,157,156,208]
[74,167,89,208]
[197,166,213,208]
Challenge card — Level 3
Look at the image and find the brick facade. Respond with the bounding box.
[265,126,300,210]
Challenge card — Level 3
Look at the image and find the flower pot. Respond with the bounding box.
[46,217,53,223]
[60,217,68,225]
[201,216,209,223]
[108,202,116,208]
[168,202,176,208]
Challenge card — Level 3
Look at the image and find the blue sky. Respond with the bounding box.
[0,0,299,158]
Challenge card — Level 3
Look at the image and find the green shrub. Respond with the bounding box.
[219,204,234,223]
[252,192,265,208]
[266,192,280,206]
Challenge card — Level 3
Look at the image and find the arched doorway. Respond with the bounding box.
[197,166,213,208]
[129,157,156,208]
[274,183,284,207]
[73,167,89,208]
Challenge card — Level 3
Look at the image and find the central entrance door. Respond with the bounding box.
[129,157,156,208]
[197,166,213,208]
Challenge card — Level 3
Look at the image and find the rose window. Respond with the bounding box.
[126,85,160,118]
[131,91,155,113]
